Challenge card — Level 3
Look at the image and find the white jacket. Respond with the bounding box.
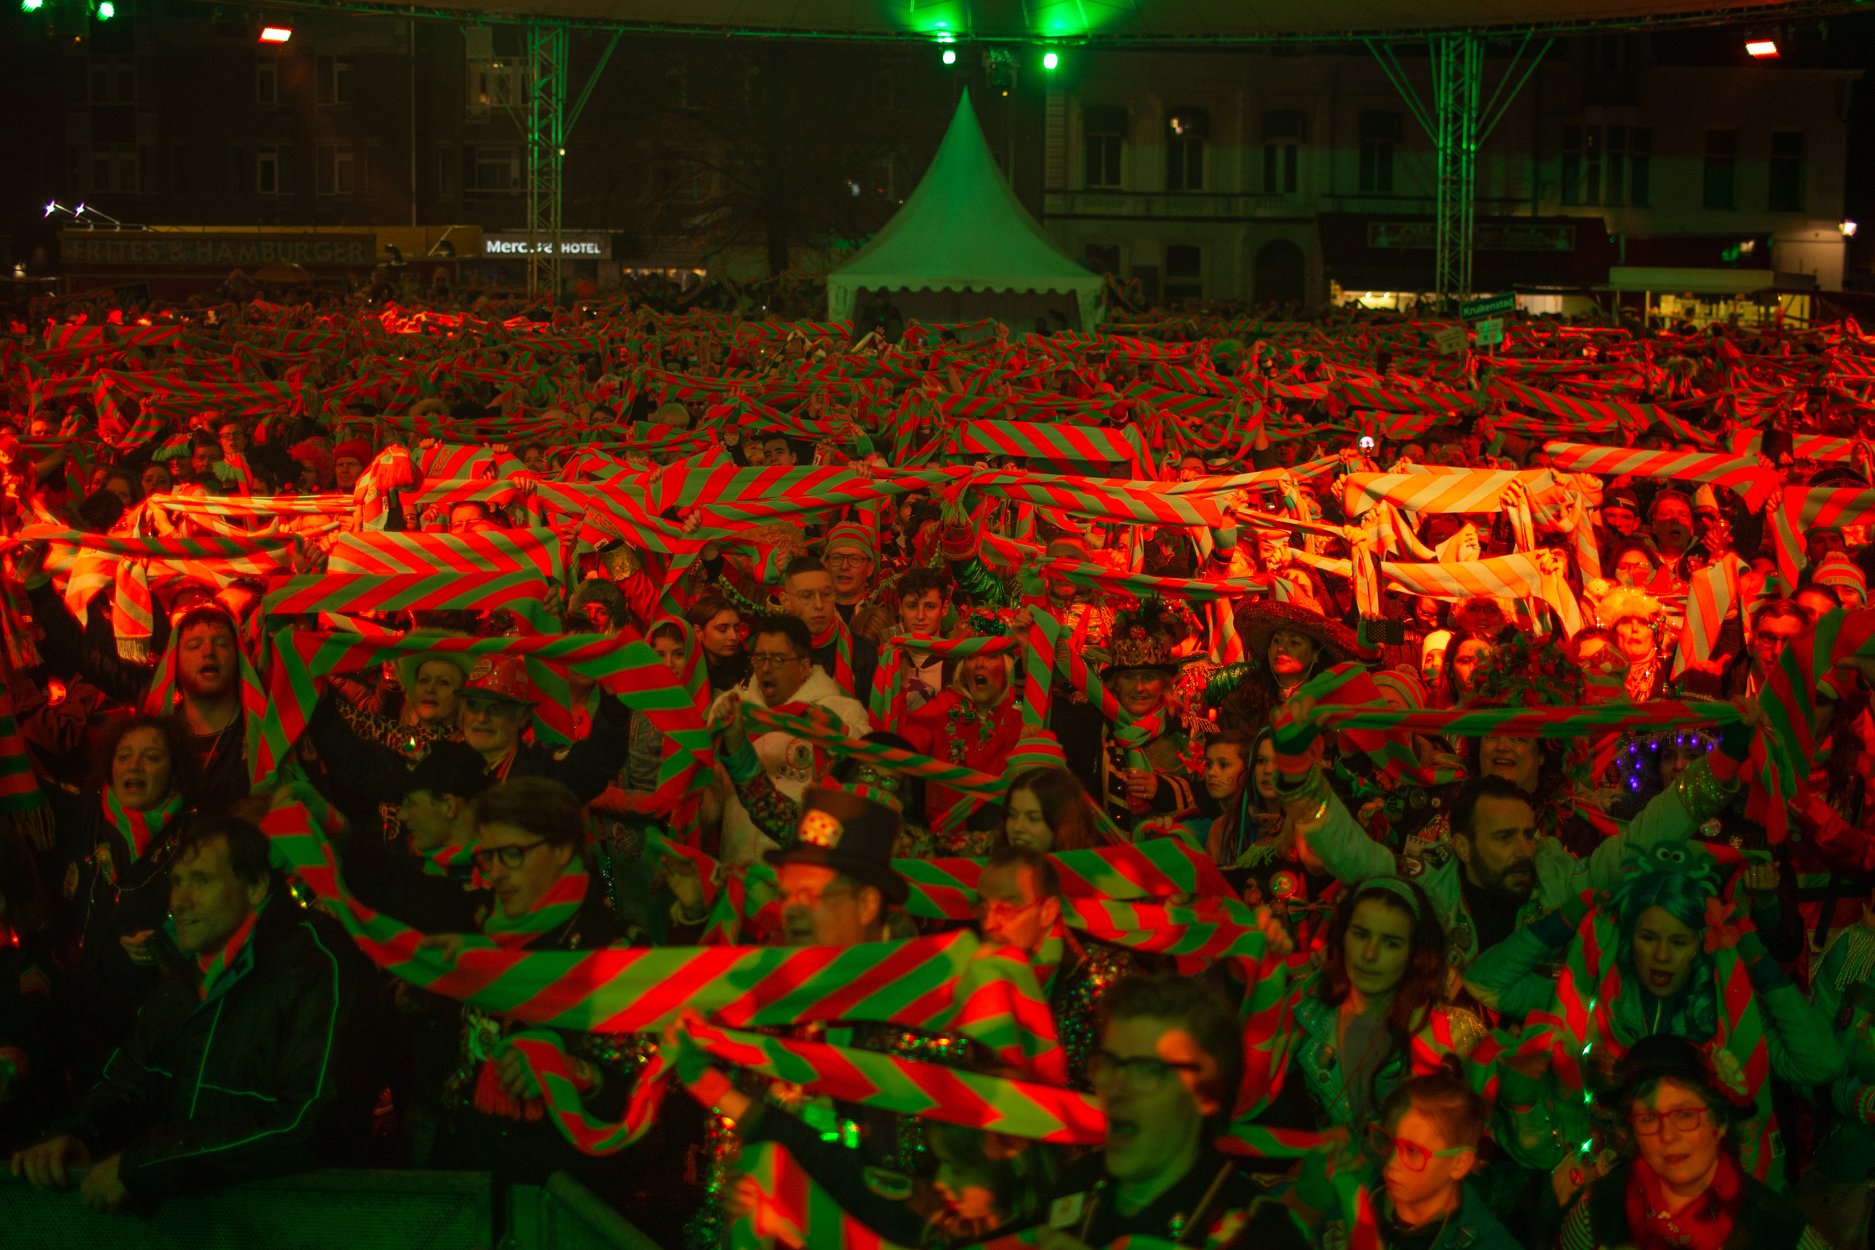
[715,666,873,866]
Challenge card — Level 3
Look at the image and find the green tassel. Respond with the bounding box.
[1202,662,1254,708]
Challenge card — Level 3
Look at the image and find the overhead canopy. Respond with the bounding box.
[297,0,1857,41]
[828,91,1102,331]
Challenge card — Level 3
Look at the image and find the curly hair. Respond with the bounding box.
[1609,868,1720,1045]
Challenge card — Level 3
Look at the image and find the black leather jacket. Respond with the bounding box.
[57,895,377,1197]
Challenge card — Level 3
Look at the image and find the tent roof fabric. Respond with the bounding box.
[830,92,1099,302]
[346,0,1853,41]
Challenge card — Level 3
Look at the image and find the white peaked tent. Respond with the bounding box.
[828,91,1103,332]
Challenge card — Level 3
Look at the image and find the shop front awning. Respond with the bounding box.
[1319,213,1613,293]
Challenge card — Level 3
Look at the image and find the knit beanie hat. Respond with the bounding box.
[1813,552,1867,603]
[822,520,877,565]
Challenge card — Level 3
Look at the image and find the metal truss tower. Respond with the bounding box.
[524,23,568,297]
[1368,31,1551,310]
[509,24,621,297]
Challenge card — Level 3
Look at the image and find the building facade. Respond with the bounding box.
[6,14,1860,310]
[1038,37,1859,310]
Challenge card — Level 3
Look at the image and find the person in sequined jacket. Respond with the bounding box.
[430,778,663,1206]
[974,847,1138,1086]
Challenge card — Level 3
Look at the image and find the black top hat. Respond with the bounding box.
[399,740,493,802]
[765,785,907,905]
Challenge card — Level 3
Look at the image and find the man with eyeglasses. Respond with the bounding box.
[434,777,651,1201]
[1039,975,1305,1250]
[456,655,625,802]
[715,614,872,866]
[974,848,1136,1083]
[780,554,880,701]
[821,522,889,636]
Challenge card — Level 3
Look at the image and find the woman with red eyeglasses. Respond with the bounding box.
[1561,1034,1829,1250]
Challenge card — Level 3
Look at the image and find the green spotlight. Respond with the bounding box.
[942,48,957,65]
[97,0,115,16]
[1042,50,1059,70]
[21,0,44,11]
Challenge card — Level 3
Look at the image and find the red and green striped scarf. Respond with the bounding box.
[810,617,856,695]
[197,905,260,1001]
[481,866,589,949]
[101,787,183,863]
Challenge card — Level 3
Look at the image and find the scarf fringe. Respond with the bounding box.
[471,1059,546,1121]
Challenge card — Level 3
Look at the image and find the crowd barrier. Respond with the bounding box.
[1,1167,661,1249]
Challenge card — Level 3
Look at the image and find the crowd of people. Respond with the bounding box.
[1,287,1874,1250]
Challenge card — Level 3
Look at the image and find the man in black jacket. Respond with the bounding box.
[8,815,374,1211]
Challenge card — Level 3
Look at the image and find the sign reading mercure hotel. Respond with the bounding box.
[482,233,611,259]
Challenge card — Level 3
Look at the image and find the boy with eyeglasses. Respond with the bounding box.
[1038,974,1306,1249]
[1324,1068,1515,1250]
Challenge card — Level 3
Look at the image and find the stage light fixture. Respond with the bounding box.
[96,1,115,18]
[20,0,43,11]
[260,25,292,43]
[1745,38,1779,58]
[1842,220,1859,238]
[1042,51,1059,71]
[942,48,956,65]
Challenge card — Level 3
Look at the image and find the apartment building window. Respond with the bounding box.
[90,145,138,194]
[1165,244,1203,301]
[1083,105,1126,189]
[256,146,284,195]
[466,144,520,193]
[256,60,278,106]
[1561,125,1603,205]
[471,60,521,113]
[1164,107,1208,192]
[317,56,353,106]
[1768,131,1805,212]
[88,63,136,105]
[869,155,896,199]
[1703,130,1737,210]
[1359,111,1401,193]
[1629,129,1652,206]
[1262,110,1305,194]
[318,145,360,197]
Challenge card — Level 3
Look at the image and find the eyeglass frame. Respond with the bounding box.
[749,651,808,669]
[1628,1106,1710,1137]
[470,839,552,871]
[973,896,1043,926]
[1087,1049,1204,1094]
[1365,1125,1472,1172]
